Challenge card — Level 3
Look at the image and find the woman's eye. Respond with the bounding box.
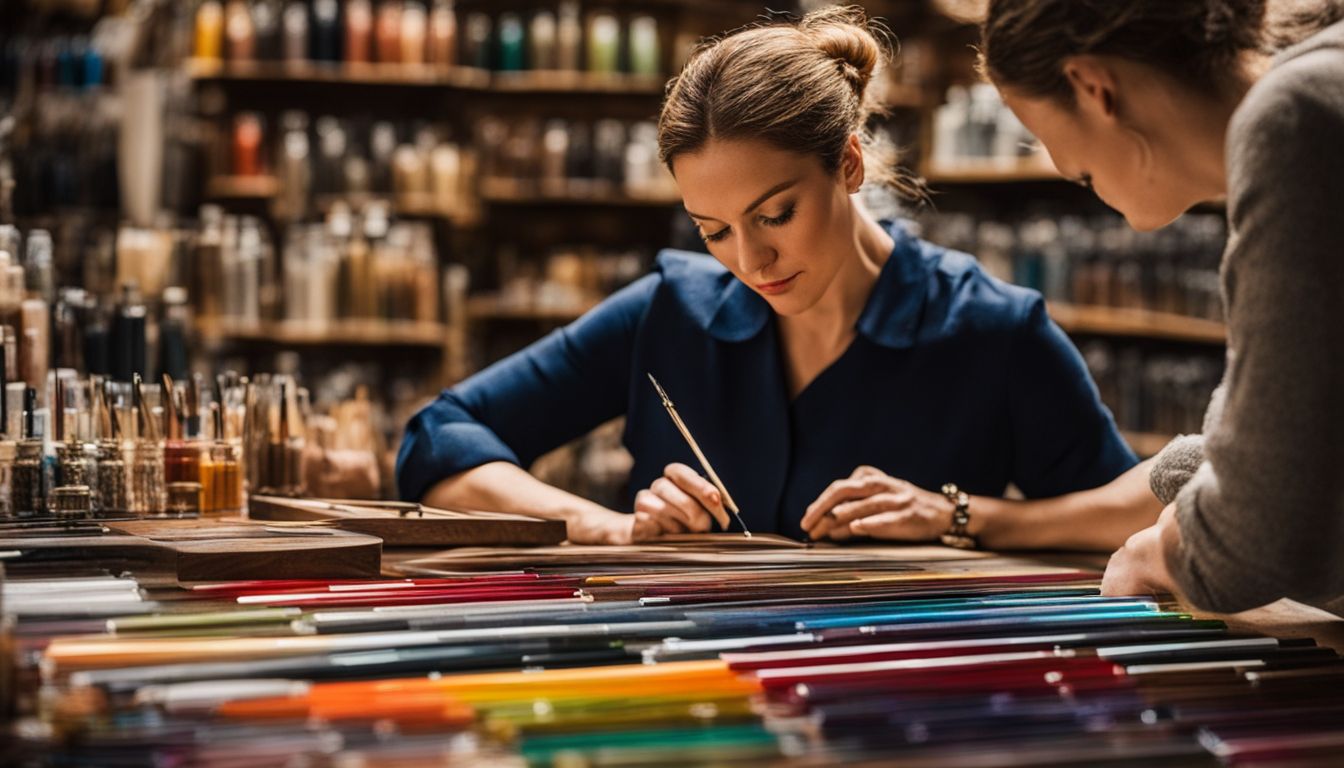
[760,205,796,227]
[702,227,731,243]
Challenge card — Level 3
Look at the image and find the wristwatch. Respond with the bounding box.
[939,482,978,550]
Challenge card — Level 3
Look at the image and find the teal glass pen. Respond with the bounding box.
[646,373,751,537]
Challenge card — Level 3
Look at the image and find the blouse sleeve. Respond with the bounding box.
[1008,297,1138,497]
[395,273,659,502]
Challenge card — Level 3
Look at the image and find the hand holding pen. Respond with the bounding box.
[644,374,751,538]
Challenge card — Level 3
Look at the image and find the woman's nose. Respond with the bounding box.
[737,232,777,275]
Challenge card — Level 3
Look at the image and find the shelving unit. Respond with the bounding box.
[466,295,595,324]
[1048,303,1227,345]
[1122,431,1177,459]
[199,318,451,349]
[479,181,680,208]
[187,58,492,89]
[206,175,284,200]
[923,159,1063,185]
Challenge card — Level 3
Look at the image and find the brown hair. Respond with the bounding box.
[657,6,921,199]
[980,0,1344,103]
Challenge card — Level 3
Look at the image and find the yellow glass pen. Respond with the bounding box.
[646,373,752,538]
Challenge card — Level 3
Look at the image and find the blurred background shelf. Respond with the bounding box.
[1122,431,1177,458]
[199,319,450,349]
[924,161,1064,185]
[466,296,596,323]
[1048,303,1227,345]
[187,58,492,88]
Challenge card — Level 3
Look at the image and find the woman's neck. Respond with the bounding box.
[1165,52,1270,202]
[780,209,892,349]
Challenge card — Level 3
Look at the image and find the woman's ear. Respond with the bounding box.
[1062,54,1119,122]
[842,133,865,193]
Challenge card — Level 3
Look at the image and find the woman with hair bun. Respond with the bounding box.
[981,0,1344,613]
[398,6,1145,547]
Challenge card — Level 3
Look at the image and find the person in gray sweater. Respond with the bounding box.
[980,0,1344,615]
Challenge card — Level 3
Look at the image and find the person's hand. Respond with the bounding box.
[1101,503,1179,597]
[801,466,951,542]
[631,462,731,540]
[564,508,639,545]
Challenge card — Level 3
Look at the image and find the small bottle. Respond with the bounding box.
[23,229,55,307]
[251,0,283,62]
[13,388,46,518]
[496,13,524,72]
[166,481,203,519]
[0,350,13,519]
[463,13,491,70]
[195,0,226,61]
[586,13,619,74]
[18,298,48,392]
[401,2,428,65]
[345,0,374,64]
[376,1,404,64]
[557,2,581,71]
[224,0,256,63]
[95,437,128,516]
[50,485,93,520]
[128,375,164,517]
[628,16,659,77]
[529,10,557,71]
[110,283,148,385]
[162,376,204,488]
[428,0,456,68]
[233,112,265,177]
[310,0,341,63]
[281,1,309,64]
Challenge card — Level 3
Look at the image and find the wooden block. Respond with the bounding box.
[248,496,568,547]
[0,519,382,581]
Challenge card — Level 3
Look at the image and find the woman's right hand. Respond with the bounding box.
[630,463,731,540]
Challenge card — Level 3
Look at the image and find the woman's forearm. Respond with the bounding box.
[968,459,1162,551]
[421,461,617,525]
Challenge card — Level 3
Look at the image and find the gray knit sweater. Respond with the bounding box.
[1158,21,1344,615]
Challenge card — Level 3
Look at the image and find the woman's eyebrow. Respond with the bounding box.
[685,178,800,222]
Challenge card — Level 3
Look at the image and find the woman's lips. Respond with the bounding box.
[755,272,801,295]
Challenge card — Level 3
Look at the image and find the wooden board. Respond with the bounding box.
[0,519,382,581]
[248,496,568,547]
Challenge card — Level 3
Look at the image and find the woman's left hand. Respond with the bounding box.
[801,466,951,542]
[1101,503,1180,597]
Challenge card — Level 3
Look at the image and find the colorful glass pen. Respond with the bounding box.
[647,373,751,537]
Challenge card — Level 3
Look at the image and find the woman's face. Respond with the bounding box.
[671,137,858,316]
[1001,83,1198,231]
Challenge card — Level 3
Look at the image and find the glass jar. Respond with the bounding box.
[95,439,128,516]
[50,485,93,520]
[12,439,46,517]
[128,440,164,516]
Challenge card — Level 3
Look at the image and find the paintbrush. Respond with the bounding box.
[161,373,177,440]
[647,373,750,537]
[132,373,156,442]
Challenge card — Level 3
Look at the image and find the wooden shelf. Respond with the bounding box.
[207,175,282,200]
[883,81,931,109]
[480,179,680,207]
[466,296,596,323]
[188,59,664,95]
[1122,431,1175,458]
[187,59,492,88]
[489,70,664,95]
[1048,303,1227,344]
[199,319,449,349]
[924,160,1063,185]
